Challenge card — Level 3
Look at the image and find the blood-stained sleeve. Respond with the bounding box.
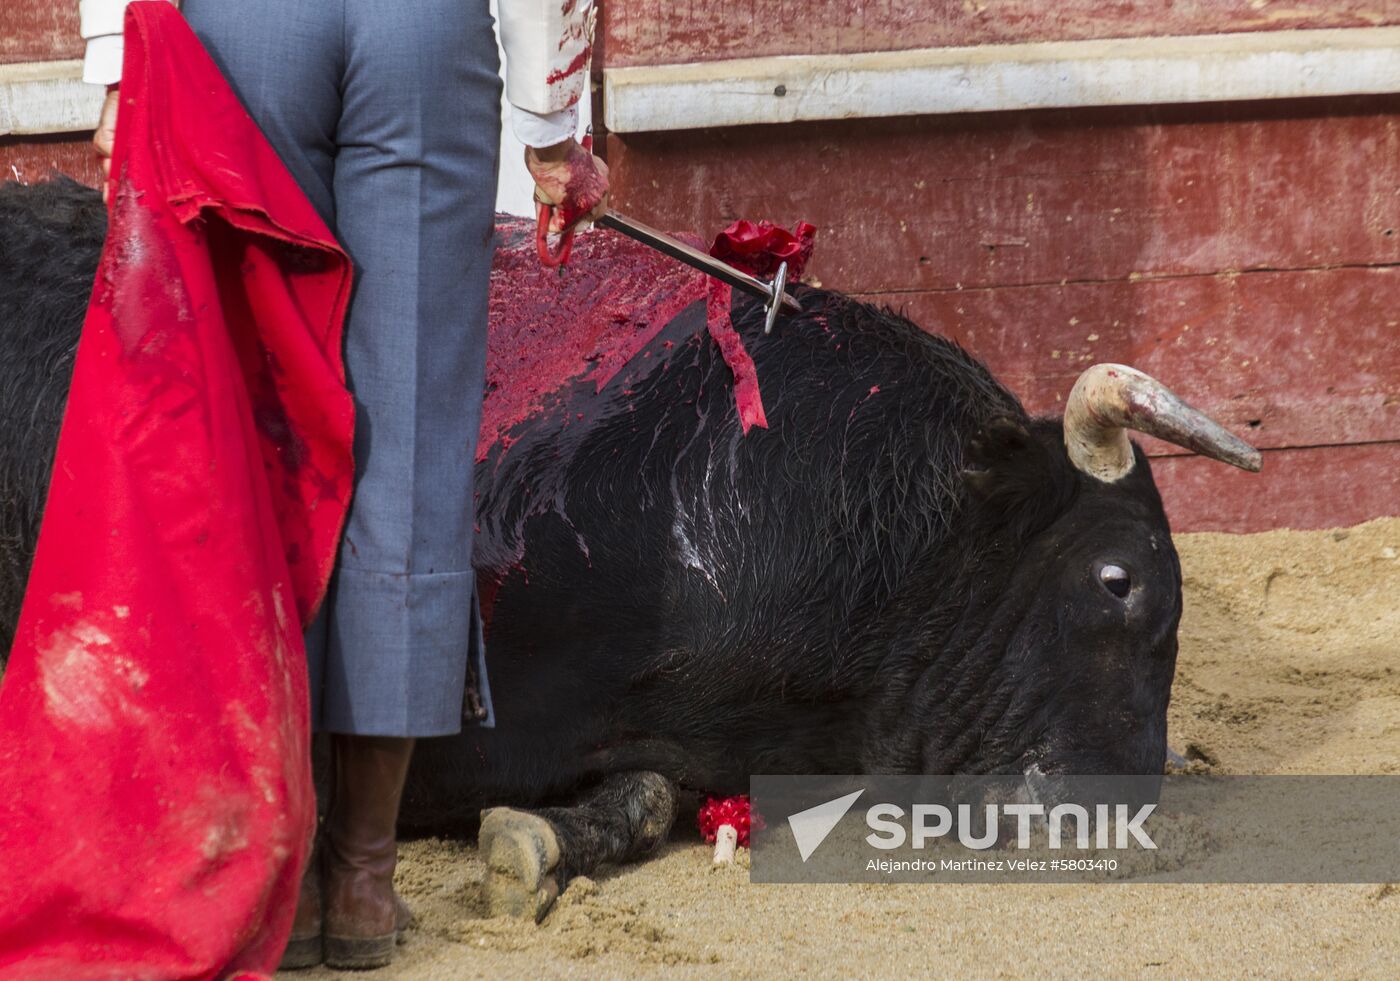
[498,0,594,116]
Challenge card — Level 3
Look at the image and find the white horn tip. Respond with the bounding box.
[1233,444,1264,473]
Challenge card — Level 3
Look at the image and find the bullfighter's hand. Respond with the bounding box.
[525,137,610,234]
[93,86,120,203]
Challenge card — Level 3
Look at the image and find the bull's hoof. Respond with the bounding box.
[478,807,562,923]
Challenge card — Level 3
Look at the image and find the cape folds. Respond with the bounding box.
[0,3,353,977]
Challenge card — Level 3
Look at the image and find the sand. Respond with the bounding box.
[290,518,1400,979]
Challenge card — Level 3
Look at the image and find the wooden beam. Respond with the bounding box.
[0,60,99,137]
[604,27,1400,133]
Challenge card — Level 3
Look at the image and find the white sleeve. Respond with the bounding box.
[80,0,176,85]
[498,0,594,116]
[83,33,126,86]
[80,0,135,85]
[509,103,579,149]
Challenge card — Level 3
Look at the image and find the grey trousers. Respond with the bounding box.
[183,0,500,736]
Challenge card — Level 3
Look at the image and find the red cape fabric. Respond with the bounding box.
[0,4,353,977]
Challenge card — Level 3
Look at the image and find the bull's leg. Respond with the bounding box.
[478,770,677,921]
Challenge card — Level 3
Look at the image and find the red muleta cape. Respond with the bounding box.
[0,4,353,978]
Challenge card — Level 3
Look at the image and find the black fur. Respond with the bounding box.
[409,275,1181,827]
[0,179,1182,859]
[0,178,107,652]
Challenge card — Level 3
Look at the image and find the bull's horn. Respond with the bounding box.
[1063,363,1262,482]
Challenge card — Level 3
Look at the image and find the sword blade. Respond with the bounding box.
[596,211,803,313]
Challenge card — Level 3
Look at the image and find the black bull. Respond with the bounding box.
[0,178,1259,916]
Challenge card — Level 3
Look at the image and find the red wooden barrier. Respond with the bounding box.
[0,138,98,186]
[604,1,1400,67]
[0,2,80,65]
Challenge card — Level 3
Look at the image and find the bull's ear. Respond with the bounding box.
[961,417,1073,528]
[962,416,1034,499]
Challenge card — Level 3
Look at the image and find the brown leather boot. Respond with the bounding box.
[277,843,324,970]
[322,734,416,970]
[280,734,331,970]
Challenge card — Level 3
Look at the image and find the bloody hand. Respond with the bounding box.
[525,138,610,234]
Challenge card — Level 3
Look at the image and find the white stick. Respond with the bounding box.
[711,824,738,865]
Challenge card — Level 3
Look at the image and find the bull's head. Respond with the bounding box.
[950,364,1259,780]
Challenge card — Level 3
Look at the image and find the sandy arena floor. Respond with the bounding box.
[291,518,1400,979]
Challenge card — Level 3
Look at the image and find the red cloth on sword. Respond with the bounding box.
[0,3,353,977]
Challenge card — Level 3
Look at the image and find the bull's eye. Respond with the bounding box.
[1099,563,1131,598]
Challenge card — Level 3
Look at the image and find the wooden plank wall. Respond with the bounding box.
[0,1,81,64]
[0,2,95,185]
[601,7,1400,532]
[605,1,1400,65]
[1,137,98,186]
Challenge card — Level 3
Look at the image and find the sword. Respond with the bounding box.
[598,211,803,324]
[537,204,803,334]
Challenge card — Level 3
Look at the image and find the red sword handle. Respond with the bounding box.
[533,132,595,269]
